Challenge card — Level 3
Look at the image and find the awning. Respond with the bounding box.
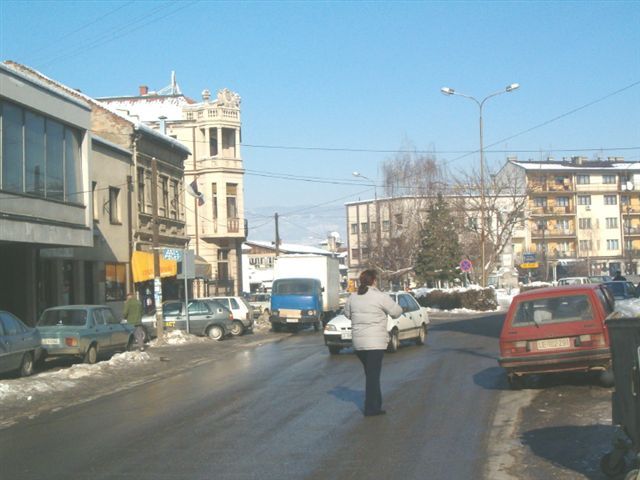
[194,255,212,280]
[131,251,177,283]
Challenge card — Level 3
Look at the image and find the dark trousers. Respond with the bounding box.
[355,349,385,414]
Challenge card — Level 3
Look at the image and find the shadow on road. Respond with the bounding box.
[431,313,505,340]
[521,424,619,480]
[473,366,511,391]
[328,386,364,412]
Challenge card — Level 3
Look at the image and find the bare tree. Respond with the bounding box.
[452,164,529,280]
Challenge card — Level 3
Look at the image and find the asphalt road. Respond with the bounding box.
[0,312,620,480]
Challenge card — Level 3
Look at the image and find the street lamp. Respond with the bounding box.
[441,83,520,286]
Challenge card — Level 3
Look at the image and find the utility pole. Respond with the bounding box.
[275,212,280,257]
[151,157,164,342]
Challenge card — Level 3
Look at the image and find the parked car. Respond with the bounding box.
[37,305,136,364]
[498,284,615,389]
[142,300,234,340]
[0,311,43,377]
[323,292,429,355]
[207,296,253,335]
[557,276,590,286]
[602,281,640,316]
[247,293,271,318]
[589,275,613,284]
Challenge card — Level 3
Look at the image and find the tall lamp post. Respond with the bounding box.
[441,83,520,287]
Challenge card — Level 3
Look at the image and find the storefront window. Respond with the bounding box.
[1,102,23,192]
[105,263,126,301]
[25,111,45,196]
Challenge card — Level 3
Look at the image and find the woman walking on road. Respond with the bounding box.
[344,269,402,417]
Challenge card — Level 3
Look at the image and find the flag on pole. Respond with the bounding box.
[186,178,205,206]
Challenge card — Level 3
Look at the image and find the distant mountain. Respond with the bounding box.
[246,204,346,246]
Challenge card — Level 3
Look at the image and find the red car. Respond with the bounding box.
[499,284,615,388]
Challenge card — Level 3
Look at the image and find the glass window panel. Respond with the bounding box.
[65,128,82,203]
[1,102,24,193]
[46,119,64,200]
[25,111,45,196]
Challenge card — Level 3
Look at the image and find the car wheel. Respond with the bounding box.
[313,319,322,332]
[84,344,98,364]
[387,329,399,353]
[600,368,615,387]
[230,320,245,336]
[416,324,427,345]
[328,346,341,355]
[19,352,34,377]
[207,325,224,341]
[601,451,627,477]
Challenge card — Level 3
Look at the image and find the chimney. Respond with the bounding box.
[139,85,149,96]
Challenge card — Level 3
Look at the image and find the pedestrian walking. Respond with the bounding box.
[123,292,145,351]
[344,269,402,417]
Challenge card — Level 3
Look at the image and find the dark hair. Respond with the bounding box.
[358,269,377,295]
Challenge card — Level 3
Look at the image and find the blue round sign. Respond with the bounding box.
[460,259,472,272]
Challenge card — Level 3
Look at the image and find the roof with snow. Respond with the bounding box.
[2,61,190,155]
[97,94,194,122]
[509,159,640,171]
[243,240,335,256]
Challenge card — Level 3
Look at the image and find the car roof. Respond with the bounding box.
[43,305,109,310]
[515,284,600,300]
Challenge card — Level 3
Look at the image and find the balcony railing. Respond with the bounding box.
[623,227,640,235]
[530,206,575,215]
[529,181,573,192]
[531,229,576,238]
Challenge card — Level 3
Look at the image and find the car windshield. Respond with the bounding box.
[512,294,594,326]
[39,309,88,326]
[272,279,317,295]
[604,282,635,299]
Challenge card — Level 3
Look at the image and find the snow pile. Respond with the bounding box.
[413,284,484,298]
[149,329,210,346]
[0,351,151,402]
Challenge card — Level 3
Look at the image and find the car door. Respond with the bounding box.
[396,294,419,336]
[162,302,183,330]
[0,312,22,373]
[103,307,129,350]
[185,300,213,335]
[91,309,112,350]
[404,294,427,331]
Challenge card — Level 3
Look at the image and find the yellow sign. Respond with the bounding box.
[131,251,177,283]
[520,262,539,269]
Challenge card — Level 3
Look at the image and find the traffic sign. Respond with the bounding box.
[523,252,536,263]
[163,248,183,261]
[520,262,539,269]
[460,259,473,272]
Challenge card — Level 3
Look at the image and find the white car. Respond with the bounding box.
[323,292,429,355]
[207,296,254,336]
[557,277,590,286]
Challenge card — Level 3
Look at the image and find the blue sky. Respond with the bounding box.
[2,1,639,244]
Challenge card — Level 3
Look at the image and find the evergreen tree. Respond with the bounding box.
[414,193,462,284]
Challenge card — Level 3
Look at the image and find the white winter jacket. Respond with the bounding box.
[344,287,403,351]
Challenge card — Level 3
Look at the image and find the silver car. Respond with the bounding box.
[0,311,43,377]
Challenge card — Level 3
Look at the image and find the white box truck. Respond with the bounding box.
[270,254,340,332]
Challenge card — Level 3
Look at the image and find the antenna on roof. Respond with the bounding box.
[157,71,182,96]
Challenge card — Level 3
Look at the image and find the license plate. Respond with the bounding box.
[341,331,352,340]
[42,338,60,345]
[165,321,175,327]
[537,338,571,350]
[286,318,298,323]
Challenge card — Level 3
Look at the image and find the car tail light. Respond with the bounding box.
[504,341,528,354]
[65,337,78,347]
[573,334,606,347]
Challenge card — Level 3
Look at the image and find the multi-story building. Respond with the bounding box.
[0,63,93,323]
[499,157,640,277]
[98,76,245,296]
[3,62,191,318]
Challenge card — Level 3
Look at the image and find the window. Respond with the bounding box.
[109,187,120,223]
[212,183,218,220]
[604,195,617,205]
[209,128,218,156]
[188,301,210,315]
[65,129,81,203]
[170,180,179,219]
[382,220,390,232]
[25,111,45,196]
[578,195,591,205]
[102,308,118,325]
[607,239,620,250]
[579,218,592,229]
[222,127,236,157]
[105,263,126,301]
[394,214,403,226]
[534,197,547,207]
[622,195,630,205]
[351,248,360,260]
[161,176,169,216]
[577,175,590,184]
[603,175,616,184]
[361,222,369,234]
[46,120,64,200]
[350,223,358,234]
[226,183,238,223]
[606,217,618,229]
[557,241,570,252]
[137,167,146,213]
[361,247,369,258]
[186,112,194,120]
[512,295,594,326]
[556,197,569,207]
[92,182,98,220]
[557,219,570,230]
[579,240,593,251]
[1,102,24,193]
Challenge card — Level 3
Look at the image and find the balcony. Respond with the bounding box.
[199,217,245,239]
[529,181,573,193]
[530,206,575,215]
[623,227,640,236]
[531,228,576,239]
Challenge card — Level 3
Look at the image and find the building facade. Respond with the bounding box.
[98,78,246,296]
[499,157,640,278]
